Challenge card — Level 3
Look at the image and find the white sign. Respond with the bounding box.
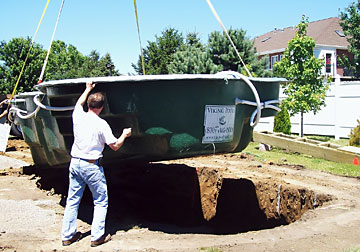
[0,123,11,152]
[202,105,236,143]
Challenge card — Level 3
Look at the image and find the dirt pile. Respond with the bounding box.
[2,139,359,252]
[3,139,331,234]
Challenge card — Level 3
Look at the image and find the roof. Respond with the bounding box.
[254,17,350,55]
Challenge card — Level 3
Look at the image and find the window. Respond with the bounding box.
[271,55,279,69]
[335,30,345,37]
[279,54,284,60]
[325,53,332,73]
[261,37,271,43]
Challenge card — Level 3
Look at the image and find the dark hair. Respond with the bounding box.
[87,92,105,109]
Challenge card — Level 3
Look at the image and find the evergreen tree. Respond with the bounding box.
[273,103,291,135]
[168,46,222,74]
[168,32,221,74]
[132,28,184,75]
[349,119,360,146]
[207,29,271,77]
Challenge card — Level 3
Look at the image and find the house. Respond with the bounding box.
[253,17,352,77]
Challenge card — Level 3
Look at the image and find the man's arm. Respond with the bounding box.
[0,99,8,107]
[0,109,8,119]
[109,128,132,151]
[76,82,96,107]
[0,99,8,119]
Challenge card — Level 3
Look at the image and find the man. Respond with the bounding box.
[61,81,131,247]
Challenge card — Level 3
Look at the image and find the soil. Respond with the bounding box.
[1,138,360,252]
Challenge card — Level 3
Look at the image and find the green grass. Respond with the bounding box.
[198,248,222,252]
[342,248,360,252]
[306,135,349,146]
[242,141,360,177]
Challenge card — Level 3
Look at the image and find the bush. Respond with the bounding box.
[349,119,360,147]
[273,103,291,135]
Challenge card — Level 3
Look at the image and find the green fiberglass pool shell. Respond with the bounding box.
[11,72,284,168]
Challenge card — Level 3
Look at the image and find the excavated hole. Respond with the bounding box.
[24,161,332,235]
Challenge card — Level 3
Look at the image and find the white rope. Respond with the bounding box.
[8,93,74,121]
[10,105,41,120]
[33,94,74,111]
[38,0,65,83]
[205,0,252,77]
[235,98,281,127]
[216,71,262,127]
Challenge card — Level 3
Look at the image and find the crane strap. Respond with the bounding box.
[205,0,252,77]
[134,0,146,75]
[38,0,65,83]
[9,0,51,101]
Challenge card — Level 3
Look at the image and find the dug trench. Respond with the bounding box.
[22,155,332,235]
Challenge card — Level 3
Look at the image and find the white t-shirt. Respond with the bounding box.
[70,104,117,160]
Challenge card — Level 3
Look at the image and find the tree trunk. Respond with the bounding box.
[300,110,304,137]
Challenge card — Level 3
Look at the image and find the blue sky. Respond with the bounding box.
[0,0,354,75]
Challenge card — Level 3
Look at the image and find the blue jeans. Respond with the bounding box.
[61,158,108,241]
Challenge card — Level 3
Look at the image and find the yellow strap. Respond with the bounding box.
[10,0,51,101]
[134,0,146,75]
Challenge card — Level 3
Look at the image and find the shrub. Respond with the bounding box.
[273,103,291,135]
[349,119,360,147]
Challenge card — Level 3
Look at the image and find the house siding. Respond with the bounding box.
[254,17,352,77]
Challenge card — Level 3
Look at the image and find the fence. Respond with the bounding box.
[255,77,360,139]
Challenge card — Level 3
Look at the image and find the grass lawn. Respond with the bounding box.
[242,140,360,177]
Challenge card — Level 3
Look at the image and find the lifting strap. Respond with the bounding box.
[9,0,51,101]
[38,0,65,83]
[134,0,146,75]
[205,0,252,77]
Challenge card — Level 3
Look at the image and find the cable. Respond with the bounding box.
[9,0,51,102]
[134,0,146,75]
[205,0,252,77]
[38,0,65,83]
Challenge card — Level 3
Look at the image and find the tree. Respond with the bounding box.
[132,28,184,75]
[349,119,360,146]
[168,32,222,74]
[168,46,222,74]
[46,42,119,79]
[44,40,86,80]
[274,16,330,137]
[339,0,360,78]
[0,38,119,96]
[0,37,45,94]
[79,51,119,77]
[273,103,291,135]
[207,29,271,77]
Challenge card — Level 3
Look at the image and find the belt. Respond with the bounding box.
[85,159,97,164]
[72,157,99,164]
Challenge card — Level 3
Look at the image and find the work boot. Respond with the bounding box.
[62,232,82,246]
[90,234,111,247]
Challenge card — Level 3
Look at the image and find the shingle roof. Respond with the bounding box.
[254,17,350,55]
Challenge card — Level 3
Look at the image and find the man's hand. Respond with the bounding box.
[109,128,132,151]
[77,81,97,107]
[122,128,132,138]
[86,81,97,91]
